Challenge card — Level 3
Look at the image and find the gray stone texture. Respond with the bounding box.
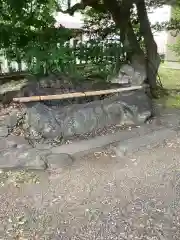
[0,109,178,170]
[24,89,151,141]
[0,73,152,143]
[0,126,8,137]
[50,124,164,156]
[0,135,29,150]
[46,153,73,169]
[0,72,160,171]
[0,148,47,170]
[6,110,19,128]
[115,128,177,156]
[110,63,146,86]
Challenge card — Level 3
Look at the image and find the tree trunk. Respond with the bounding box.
[136,0,161,90]
[126,21,144,57]
[103,0,147,78]
[126,22,146,66]
[103,0,133,44]
[17,61,22,72]
[7,60,12,73]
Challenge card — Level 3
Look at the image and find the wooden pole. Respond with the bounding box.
[13,85,145,103]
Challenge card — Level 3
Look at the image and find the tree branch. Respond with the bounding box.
[66,2,87,15]
[103,0,133,44]
[84,25,118,39]
[57,3,86,15]
[59,0,106,16]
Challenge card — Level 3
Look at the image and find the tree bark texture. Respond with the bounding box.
[103,0,133,44]
[136,0,161,89]
[67,0,160,90]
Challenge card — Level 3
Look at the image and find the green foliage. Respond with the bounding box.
[79,7,126,78]
[83,7,118,39]
[169,37,180,59]
[1,0,178,81]
[0,0,76,74]
[0,0,127,79]
[152,3,180,33]
[166,6,180,59]
[83,4,144,59]
[74,39,124,79]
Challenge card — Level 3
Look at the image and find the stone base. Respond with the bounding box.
[24,89,151,142]
[0,74,156,170]
[0,102,178,171]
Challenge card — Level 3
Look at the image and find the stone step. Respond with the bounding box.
[115,128,178,157]
[50,125,167,156]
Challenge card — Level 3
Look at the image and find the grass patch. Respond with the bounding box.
[164,94,180,108]
[159,64,180,89]
[157,64,180,108]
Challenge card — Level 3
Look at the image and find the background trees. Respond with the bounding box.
[0,0,74,74]
[0,0,179,89]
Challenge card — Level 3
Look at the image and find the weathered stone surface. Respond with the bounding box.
[47,153,73,169]
[0,148,48,170]
[24,103,62,140]
[131,54,147,84]
[0,138,11,150]
[110,63,146,86]
[0,115,9,125]
[110,64,134,84]
[0,135,31,151]
[24,89,151,141]
[0,79,30,103]
[0,126,8,137]
[6,110,19,128]
[0,79,28,95]
[115,128,177,157]
[0,136,17,149]
[6,135,30,149]
[50,123,164,156]
[35,143,53,150]
[0,109,24,132]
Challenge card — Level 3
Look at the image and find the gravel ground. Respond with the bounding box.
[0,135,180,239]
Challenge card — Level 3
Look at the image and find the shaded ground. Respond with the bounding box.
[0,129,180,239]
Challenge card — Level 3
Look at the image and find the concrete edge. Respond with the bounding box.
[50,126,177,160]
[115,128,178,157]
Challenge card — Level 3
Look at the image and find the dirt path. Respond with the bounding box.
[0,135,180,239]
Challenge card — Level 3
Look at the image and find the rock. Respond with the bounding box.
[6,135,30,149]
[0,138,10,151]
[110,61,146,86]
[0,79,29,103]
[24,89,151,142]
[0,126,8,137]
[0,109,24,133]
[24,103,62,139]
[117,89,151,123]
[47,153,73,169]
[131,54,147,84]
[0,107,23,127]
[35,143,52,150]
[0,115,9,125]
[23,156,47,170]
[0,135,31,151]
[110,64,133,85]
[6,110,20,128]
[0,148,48,170]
